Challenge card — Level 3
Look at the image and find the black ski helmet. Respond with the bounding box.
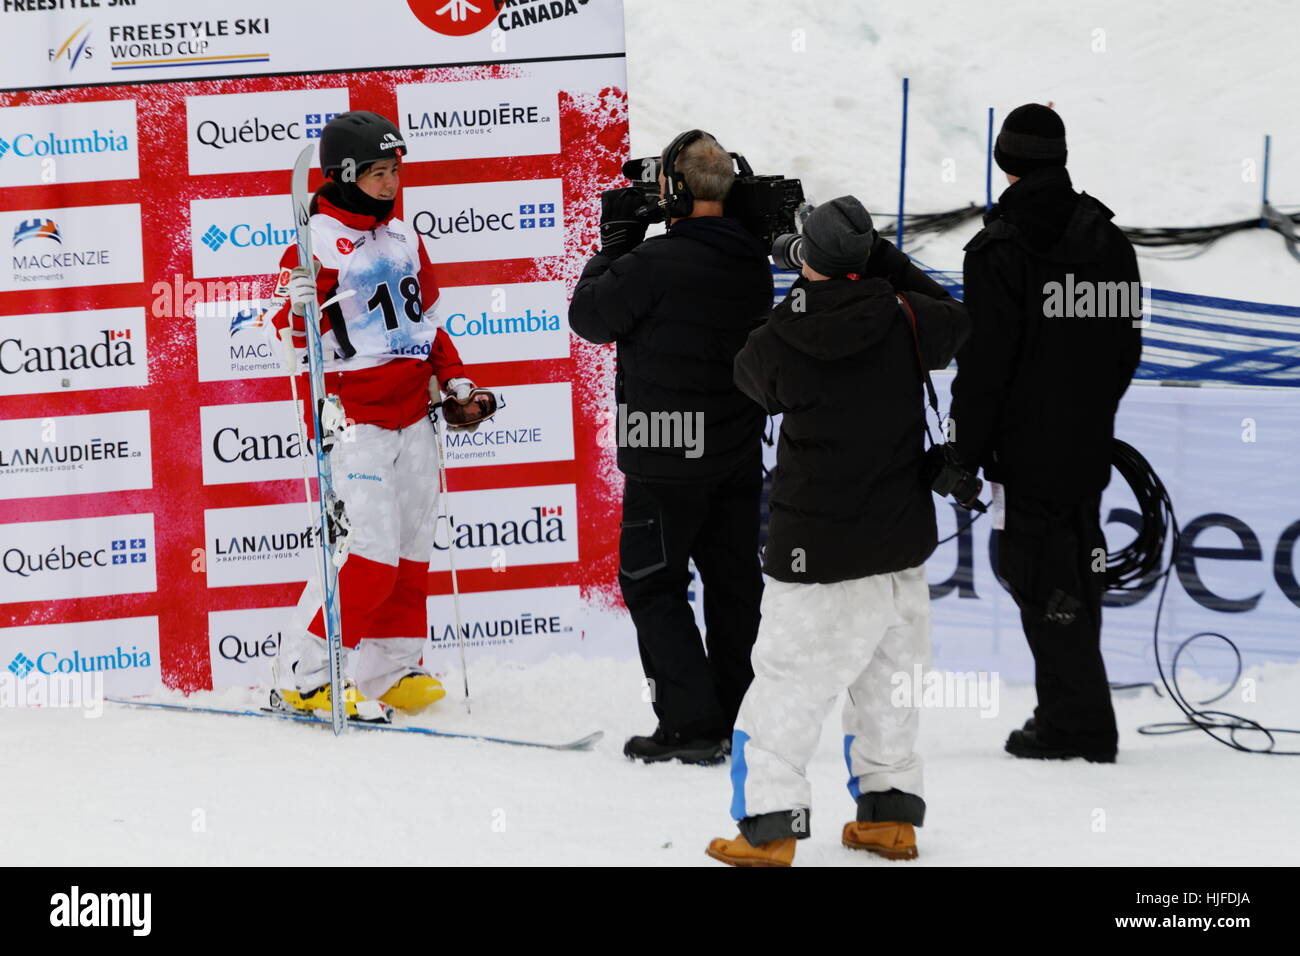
[319,111,406,179]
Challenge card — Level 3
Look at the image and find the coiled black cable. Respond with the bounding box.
[1107,439,1300,754]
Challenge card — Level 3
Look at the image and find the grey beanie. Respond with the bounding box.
[801,196,875,278]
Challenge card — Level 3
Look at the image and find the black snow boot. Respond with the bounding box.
[1005,727,1115,763]
[624,725,726,766]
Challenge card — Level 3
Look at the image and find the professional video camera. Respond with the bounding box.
[610,147,805,249]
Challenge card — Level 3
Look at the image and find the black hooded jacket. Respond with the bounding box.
[734,249,970,584]
[568,216,774,481]
[951,167,1143,501]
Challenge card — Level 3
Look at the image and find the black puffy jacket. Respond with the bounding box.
[951,167,1143,502]
[568,216,774,482]
[734,244,970,584]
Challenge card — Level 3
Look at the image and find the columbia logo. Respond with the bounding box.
[111,538,148,565]
[0,137,10,159]
[7,653,34,679]
[201,225,228,251]
[519,202,556,229]
[304,113,340,140]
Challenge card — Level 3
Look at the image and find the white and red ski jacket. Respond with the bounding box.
[265,193,468,431]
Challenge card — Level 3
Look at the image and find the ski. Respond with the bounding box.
[290,143,348,737]
[106,697,604,752]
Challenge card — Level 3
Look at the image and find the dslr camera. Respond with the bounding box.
[609,144,805,249]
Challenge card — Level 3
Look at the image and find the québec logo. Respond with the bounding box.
[200,221,294,252]
[196,113,341,150]
[412,202,556,240]
[110,538,148,565]
[13,218,62,245]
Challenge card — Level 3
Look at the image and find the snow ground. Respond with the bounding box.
[623,0,1300,303]
[7,656,1298,866]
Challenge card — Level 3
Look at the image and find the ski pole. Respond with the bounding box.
[431,404,472,714]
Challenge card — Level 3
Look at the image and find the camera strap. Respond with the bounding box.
[895,292,942,445]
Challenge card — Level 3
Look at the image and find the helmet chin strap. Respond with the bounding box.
[324,173,395,222]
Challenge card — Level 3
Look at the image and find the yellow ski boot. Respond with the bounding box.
[273,681,392,723]
[379,672,446,713]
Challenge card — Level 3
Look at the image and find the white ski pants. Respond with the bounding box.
[730,564,931,825]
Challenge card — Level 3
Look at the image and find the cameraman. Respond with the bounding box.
[707,197,969,866]
[568,130,774,766]
[950,104,1143,764]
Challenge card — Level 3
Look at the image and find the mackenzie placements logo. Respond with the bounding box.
[13,218,62,245]
[407,0,504,36]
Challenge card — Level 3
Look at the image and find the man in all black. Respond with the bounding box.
[568,131,773,765]
[707,196,968,867]
[951,104,1143,764]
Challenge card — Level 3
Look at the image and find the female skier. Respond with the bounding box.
[265,110,486,719]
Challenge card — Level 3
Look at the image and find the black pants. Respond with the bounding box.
[618,462,763,740]
[994,490,1118,753]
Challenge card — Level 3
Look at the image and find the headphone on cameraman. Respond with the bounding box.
[660,128,707,219]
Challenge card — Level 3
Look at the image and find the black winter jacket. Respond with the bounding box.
[568,216,774,481]
[951,167,1143,502]
[734,241,970,584]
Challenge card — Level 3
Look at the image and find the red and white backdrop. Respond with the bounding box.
[0,0,634,695]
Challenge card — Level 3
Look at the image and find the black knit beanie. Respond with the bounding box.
[994,104,1067,177]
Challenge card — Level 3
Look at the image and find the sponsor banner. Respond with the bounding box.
[0,615,161,697]
[405,179,564,264]
[0,307,147,397]
[922,376,1300,682]
[437,280,570,364]
[0,512,156,603]
[0,2,625,91]
[200,400,306,486]
[203,502,321,588]
[433,483,578,571]
[0,98,138,187]
[208,605,295,690]
[193,298,286,382]
[186,87,349,176]
[190,193,293,280]
[1,202,142,292]
[0,410,152,500]
[425,584,582,663]
[398,76,559,162]
[443,381,573,467]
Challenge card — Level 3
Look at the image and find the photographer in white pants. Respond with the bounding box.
[708,196,969,867]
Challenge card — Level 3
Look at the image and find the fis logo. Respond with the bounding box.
[304,113,341,140]
[518,203,556,229]
[13,218,62,246]
[110,538,149,565]
[7,652,35,679]
[49,21,94,70]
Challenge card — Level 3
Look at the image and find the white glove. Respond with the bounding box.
[287,265,317,316]
[444,377,475,404]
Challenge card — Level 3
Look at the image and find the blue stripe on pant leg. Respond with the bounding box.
[844,734,862,800]
[730,729,751,821]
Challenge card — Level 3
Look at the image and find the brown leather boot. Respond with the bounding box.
[706,833,796,867]
[841,820,918,860]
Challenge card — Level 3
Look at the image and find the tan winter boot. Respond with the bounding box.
[841,820,918,860]
[706,833,796,867]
